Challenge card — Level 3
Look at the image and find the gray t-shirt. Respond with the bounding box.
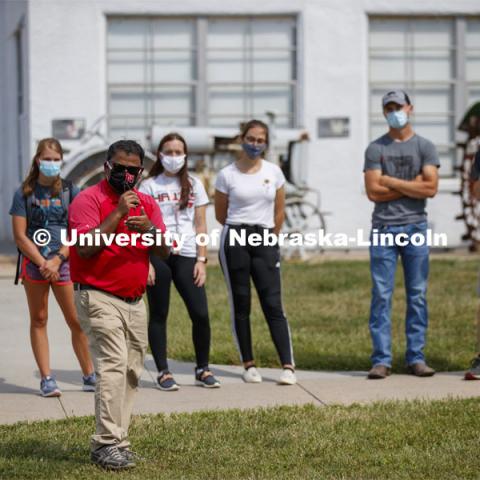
[364,134,440,226]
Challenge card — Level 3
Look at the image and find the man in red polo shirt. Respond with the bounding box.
[69,140,169,471]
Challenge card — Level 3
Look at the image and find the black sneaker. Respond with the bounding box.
[90,445,135,470]
[157,370,180,391]
[195,367,221,388]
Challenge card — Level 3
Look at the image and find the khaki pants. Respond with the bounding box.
[75,289,148,451]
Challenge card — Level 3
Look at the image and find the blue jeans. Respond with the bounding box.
[369,221,430,367]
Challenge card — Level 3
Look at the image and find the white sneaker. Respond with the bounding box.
[242,366,262,383]
[279,368,297,385]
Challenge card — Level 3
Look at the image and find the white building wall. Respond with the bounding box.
[28,0,107,156]
[0,0,29,243]
[2,0,480,246]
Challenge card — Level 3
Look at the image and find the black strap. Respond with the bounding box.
[14,250,22,285]
[60,179,73,212]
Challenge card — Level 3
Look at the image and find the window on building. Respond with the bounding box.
[107,17,197,140]
[369,17,480,177]
[107,16,297,141]
[467,19,480,107]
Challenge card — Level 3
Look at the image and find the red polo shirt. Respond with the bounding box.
[68,179,166,298]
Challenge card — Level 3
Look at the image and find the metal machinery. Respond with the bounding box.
[60,116,327,252]
[455,102,480,251]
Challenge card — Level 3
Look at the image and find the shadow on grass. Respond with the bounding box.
[388,354,467,374]
[293,352,371,372]
[420,354,467,373]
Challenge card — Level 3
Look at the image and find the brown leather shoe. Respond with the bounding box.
[407,362,435,377]
[367,364,391,379]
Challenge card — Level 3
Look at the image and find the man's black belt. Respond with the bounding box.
[74,283,142,305]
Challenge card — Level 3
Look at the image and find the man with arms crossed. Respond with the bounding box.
[364,90,439,380]
[69,140,169,469]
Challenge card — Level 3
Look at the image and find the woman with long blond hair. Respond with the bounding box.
[9,138,95,397]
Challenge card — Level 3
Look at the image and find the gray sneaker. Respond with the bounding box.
[90,445,135,470]
[119,447,144,462]
[465,355,480,380]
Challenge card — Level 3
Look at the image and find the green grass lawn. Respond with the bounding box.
[1,399,479,479]
[3,258,479,479]
[164,258,479,372]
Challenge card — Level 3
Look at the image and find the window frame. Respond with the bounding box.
[106,14,300,139]
[368,15,480,179]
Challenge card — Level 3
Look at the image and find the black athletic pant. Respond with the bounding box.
[219,224,294,366]
[146,254,211,373]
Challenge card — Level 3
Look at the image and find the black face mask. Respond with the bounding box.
[106,162,143,193]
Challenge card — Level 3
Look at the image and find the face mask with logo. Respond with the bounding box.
[242,142,266,159]
[39,160,62,177]
[160,154,186,174]
[386,110,409,129]
[106,162,142,193]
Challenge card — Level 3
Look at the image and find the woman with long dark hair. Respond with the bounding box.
[139,132,220,390]
[215,120,296,385]
[9,138,95,397]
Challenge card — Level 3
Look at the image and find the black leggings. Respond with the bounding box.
[146,254,211,373]
[219,224,294,366]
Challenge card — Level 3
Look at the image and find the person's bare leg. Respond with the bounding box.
[24,280,51,377]
[51,283,94,376]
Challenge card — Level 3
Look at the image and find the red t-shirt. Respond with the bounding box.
[68,179,166,298]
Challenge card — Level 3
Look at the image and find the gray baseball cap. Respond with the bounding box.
[382,90,411,107]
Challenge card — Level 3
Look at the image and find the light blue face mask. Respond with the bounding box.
[39,160,62,177]
[386,110,409,129]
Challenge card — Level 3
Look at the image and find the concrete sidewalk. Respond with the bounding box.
[1,276,479,425]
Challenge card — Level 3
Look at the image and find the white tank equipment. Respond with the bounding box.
[62,144,156,189]
[150,125,307,154]
[149,124,314,190]
[149,126,238,154]
[59,117,156,188]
